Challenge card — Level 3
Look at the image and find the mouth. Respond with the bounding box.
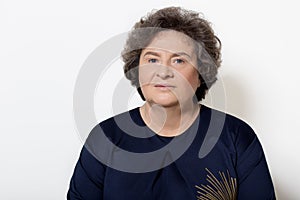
[154,83,175,88]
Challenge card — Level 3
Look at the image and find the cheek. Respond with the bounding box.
[138,65,156,86]
[191,73,200,88]
[180,69,200,90]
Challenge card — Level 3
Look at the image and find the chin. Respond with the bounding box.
[155,102,178,108]
[147,97,179,107]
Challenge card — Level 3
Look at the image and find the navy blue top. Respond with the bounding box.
[67,105,276,199]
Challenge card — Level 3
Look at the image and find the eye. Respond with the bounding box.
[148,58,158,63]
[174,58,185,64]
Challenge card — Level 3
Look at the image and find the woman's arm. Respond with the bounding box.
[67,146,106,200]
[235,121,276,199]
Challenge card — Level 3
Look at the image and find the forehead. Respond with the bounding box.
[143,30,195,56]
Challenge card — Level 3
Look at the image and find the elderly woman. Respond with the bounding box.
[67,7,275,199]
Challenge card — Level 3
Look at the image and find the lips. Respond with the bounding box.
[154,83,175,88]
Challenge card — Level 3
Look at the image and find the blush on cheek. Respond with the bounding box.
[138,65,156,87]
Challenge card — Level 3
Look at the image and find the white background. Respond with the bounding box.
[1,0,299,199]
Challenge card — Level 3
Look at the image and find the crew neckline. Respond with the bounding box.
[134,104,207,140]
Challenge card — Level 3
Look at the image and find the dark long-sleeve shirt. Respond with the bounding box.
[67,105,276,199]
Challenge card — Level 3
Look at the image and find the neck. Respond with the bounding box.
[140,102,200,137]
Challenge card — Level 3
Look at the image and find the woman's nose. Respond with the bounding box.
[156,64,174,79]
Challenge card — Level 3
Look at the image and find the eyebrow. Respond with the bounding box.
[142,51,192,60]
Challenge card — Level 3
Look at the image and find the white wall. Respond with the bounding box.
[1,0,299,199]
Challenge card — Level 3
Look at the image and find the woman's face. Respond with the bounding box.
[139,30,200,107]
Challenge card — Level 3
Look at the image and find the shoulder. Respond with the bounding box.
[202,104,258,148]
[83,107,140,163]
[101,107,140,127]
[202,105,265,170]
[86,107,140,143]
